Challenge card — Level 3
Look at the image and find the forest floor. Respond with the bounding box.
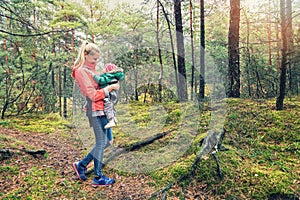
[0,98,300,200]
[0,127,159,200]
[0,118,212,200]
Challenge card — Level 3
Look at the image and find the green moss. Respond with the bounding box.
[0,133,33,149]
[149,97,300,199]
[165,109,181,124]
[0,165,19,175]
[0,113,72,136]
[1,97,300,199]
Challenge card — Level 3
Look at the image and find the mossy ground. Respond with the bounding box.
[0,98,299,199]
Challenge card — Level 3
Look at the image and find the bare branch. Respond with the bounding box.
[0,29,68,37]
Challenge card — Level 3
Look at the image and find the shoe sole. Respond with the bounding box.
[104,125,116,129]
[73,162,84,181]
[92,183,114,187]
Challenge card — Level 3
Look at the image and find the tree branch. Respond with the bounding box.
[85,129,176,175]
[0,148,46,160]
[149,129,227,199]
[0,29,68,37]
[0,1,36,29]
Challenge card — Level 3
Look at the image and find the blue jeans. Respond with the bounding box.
[107,128,113,142]
[79,116,109,177]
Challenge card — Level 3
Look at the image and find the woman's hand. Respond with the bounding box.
[108,83,120,92]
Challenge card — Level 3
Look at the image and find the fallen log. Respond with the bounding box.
[0,149,14,161]
[149,128,227,200]
[19,148,46,157]
[85,129,176,175]
[0,148,46,160]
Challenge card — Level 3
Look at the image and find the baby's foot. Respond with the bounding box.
[105,120,116,129]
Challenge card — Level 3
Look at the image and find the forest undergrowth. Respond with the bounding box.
[0,97,299,199]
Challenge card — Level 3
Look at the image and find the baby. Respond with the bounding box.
[93,63,124,130]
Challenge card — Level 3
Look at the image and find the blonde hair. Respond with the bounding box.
[73,41,100,69]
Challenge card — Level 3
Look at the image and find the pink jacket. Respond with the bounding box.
[72,61,109,112]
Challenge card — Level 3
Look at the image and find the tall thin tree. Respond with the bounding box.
[276,0,288,110]
[227,0,240,98]
[286,0,296,95]
[199,0,205,100]
[157,0,178,97]
[156,0,163,102]
[174,0,188,101]
[267,0,272,66]
[189,0,195,100]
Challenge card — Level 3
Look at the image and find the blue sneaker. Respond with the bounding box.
[92,175,115,187]
[73,162,87,181]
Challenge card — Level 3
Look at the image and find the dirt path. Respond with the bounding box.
[0,127,214,200]
[0,127,157,199]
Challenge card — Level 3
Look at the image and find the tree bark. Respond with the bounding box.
[156,0,163,102]
[267,0,272,66]
[63,66,67,118]
[149,129,226,199]
[227,0,240,98]
[174,0,188,101]
[243,9,251,97]
[275,23,281,72]
[59,65,62,116]
[86,129,175,175]
[157,0,178,97]
[286,0,296,95]
[199,0,205,100]
[0,148,46,160]
[189,0,195,100]
[276,0,288,110]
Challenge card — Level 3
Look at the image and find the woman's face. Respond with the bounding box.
[85,51,100,64]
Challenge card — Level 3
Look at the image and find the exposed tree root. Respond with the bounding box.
[0,148,46,160]
[86,129,176,175]
[149,129,227,200]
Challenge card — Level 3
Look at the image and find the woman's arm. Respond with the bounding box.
[74,68,108,101]
[75,68,120,101]
[107,82,120,92]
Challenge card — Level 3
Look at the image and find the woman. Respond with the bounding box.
[71,41,119,187]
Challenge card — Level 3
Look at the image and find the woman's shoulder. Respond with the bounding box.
[78,66,95,75]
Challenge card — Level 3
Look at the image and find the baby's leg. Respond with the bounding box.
[104,98,116,129]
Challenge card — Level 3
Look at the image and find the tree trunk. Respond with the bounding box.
[134,48,139,101]
[156,1,163,102]
[189,0,195,100]
[199,0,205,100]
[2,16,8,119]
[243,9,251,97]
[157,0,178,98]
[63,6,73,118]
[59,65,62,116]
[51,27,55,89]
[174,0,188,101]
[286,0,296,96]
[267,0,272,66]
[227,0,240,98]
[276,0,288,110]
[63,66,67,118]
[32,8,36,62]
[276,23,281,72]
[90,4,95,43]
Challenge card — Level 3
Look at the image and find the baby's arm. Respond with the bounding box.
[93,72,124,86]
[93,73,115,86]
